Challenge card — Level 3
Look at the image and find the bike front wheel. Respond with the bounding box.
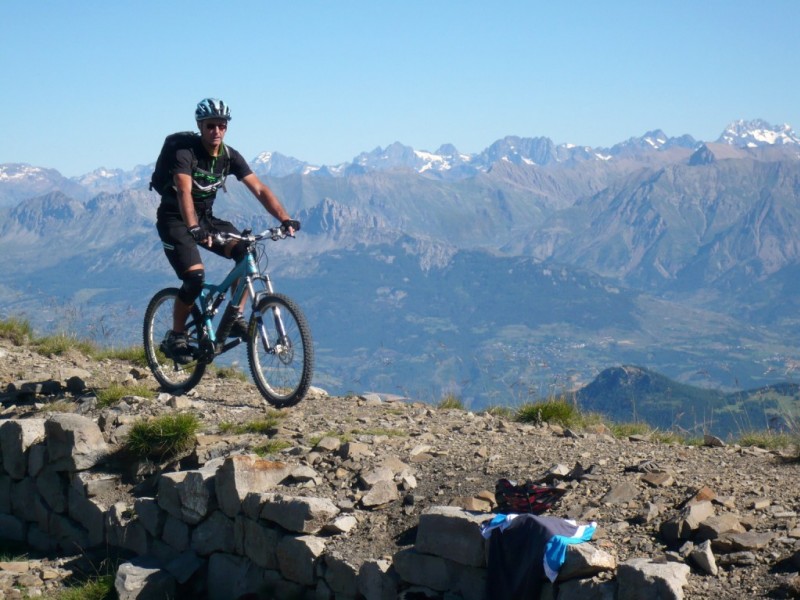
[247,293,314,408]
[143,287,206,394]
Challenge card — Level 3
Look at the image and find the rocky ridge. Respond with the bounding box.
[1,337,800,599]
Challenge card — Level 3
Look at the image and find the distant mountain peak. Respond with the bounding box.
[607,129,697,154]
[3,118,799,193]
[641,129,668,149]
[252,151,317,177]
[0,164,51,182]
[717,119,800,147]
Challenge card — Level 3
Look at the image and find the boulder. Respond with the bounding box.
[215,454,291,518]
[259,493,339,534]
[115,556,176,600]
[616,558,690,600]
[45,414,108,471]
[414,506,487,567]
[0,419,46,479]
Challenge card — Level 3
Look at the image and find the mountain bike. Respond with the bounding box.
[142,222,313,408]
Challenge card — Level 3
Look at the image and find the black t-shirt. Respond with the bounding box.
[163,140,253,203]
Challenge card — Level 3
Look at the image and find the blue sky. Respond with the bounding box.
[3,1,799,177]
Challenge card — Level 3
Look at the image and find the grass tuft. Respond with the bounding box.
[252,440,292,457]
[125,413,200,459]
[438,393,464,410]
[737,430,796,450]
[515,398,581,427]
[95,383,154,408]
[0,318,147,367]
[49,574,115,600]
[0,317,33,345]
[610,422,653,438]
[219,413,283,435]
[94,346,148,366]
[33,333,97,357]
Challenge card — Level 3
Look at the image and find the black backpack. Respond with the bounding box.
[149,131,230,196]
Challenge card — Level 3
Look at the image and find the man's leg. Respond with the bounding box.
[173,266,205,332]
[221,239,250,312]
[222,239,250,338]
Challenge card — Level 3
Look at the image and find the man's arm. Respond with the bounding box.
[175,173,211,246]
[241,173,294,227]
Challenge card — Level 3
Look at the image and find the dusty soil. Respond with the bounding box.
[1,337,800,599]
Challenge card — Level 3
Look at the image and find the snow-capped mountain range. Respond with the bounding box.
[718,119,800,147]
[246,119,798,178]
[0,119,798,199]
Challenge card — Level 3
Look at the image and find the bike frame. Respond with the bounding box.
[196,246,274,348]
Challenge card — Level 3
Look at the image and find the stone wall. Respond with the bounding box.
[0,414,692,599]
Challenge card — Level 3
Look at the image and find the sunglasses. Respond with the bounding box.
[204,122,228,131]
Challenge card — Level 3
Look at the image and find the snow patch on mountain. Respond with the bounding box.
[74,168,125,185]
[718,119,800,148]
[4,119,798,185]
[0,164,49,182]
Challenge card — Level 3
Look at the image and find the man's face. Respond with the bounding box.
[199,118,228,146]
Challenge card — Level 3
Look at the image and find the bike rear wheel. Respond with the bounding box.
[143,287,206,394]
[247,293,314,408]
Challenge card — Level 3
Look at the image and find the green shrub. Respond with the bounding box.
[0,317,33,345]
[737,430,795,450]
[48,574,115,600]
[34,333,96,357]
[125,413,200,459]
[252,440,292,457]
[438,393,464,410]
[515,399,580,427]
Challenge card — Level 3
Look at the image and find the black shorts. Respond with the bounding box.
[156,205,241,277]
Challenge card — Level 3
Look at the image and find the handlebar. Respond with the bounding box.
[212,220,300,245]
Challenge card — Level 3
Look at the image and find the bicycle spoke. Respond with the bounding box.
[143,288,206,394]
[247,294,313,408]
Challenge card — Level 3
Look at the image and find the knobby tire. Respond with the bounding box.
[247,293,314,408]
[143,287,206,394]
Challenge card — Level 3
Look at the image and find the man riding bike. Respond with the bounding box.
[154,97,297,364]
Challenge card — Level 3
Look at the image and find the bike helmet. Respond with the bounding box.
[195,98,232,122]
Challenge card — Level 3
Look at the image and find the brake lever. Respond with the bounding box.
[273,226,295,240]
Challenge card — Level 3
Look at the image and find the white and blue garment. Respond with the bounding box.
[482,514,597,597]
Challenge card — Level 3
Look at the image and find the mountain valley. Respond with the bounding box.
[1,119,799,435]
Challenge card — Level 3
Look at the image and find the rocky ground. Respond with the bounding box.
[1,336,800,599]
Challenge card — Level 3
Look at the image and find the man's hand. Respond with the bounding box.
[281,219,301,236]
[188,225,211,245]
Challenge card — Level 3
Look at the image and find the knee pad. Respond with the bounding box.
[178,269,205,305]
